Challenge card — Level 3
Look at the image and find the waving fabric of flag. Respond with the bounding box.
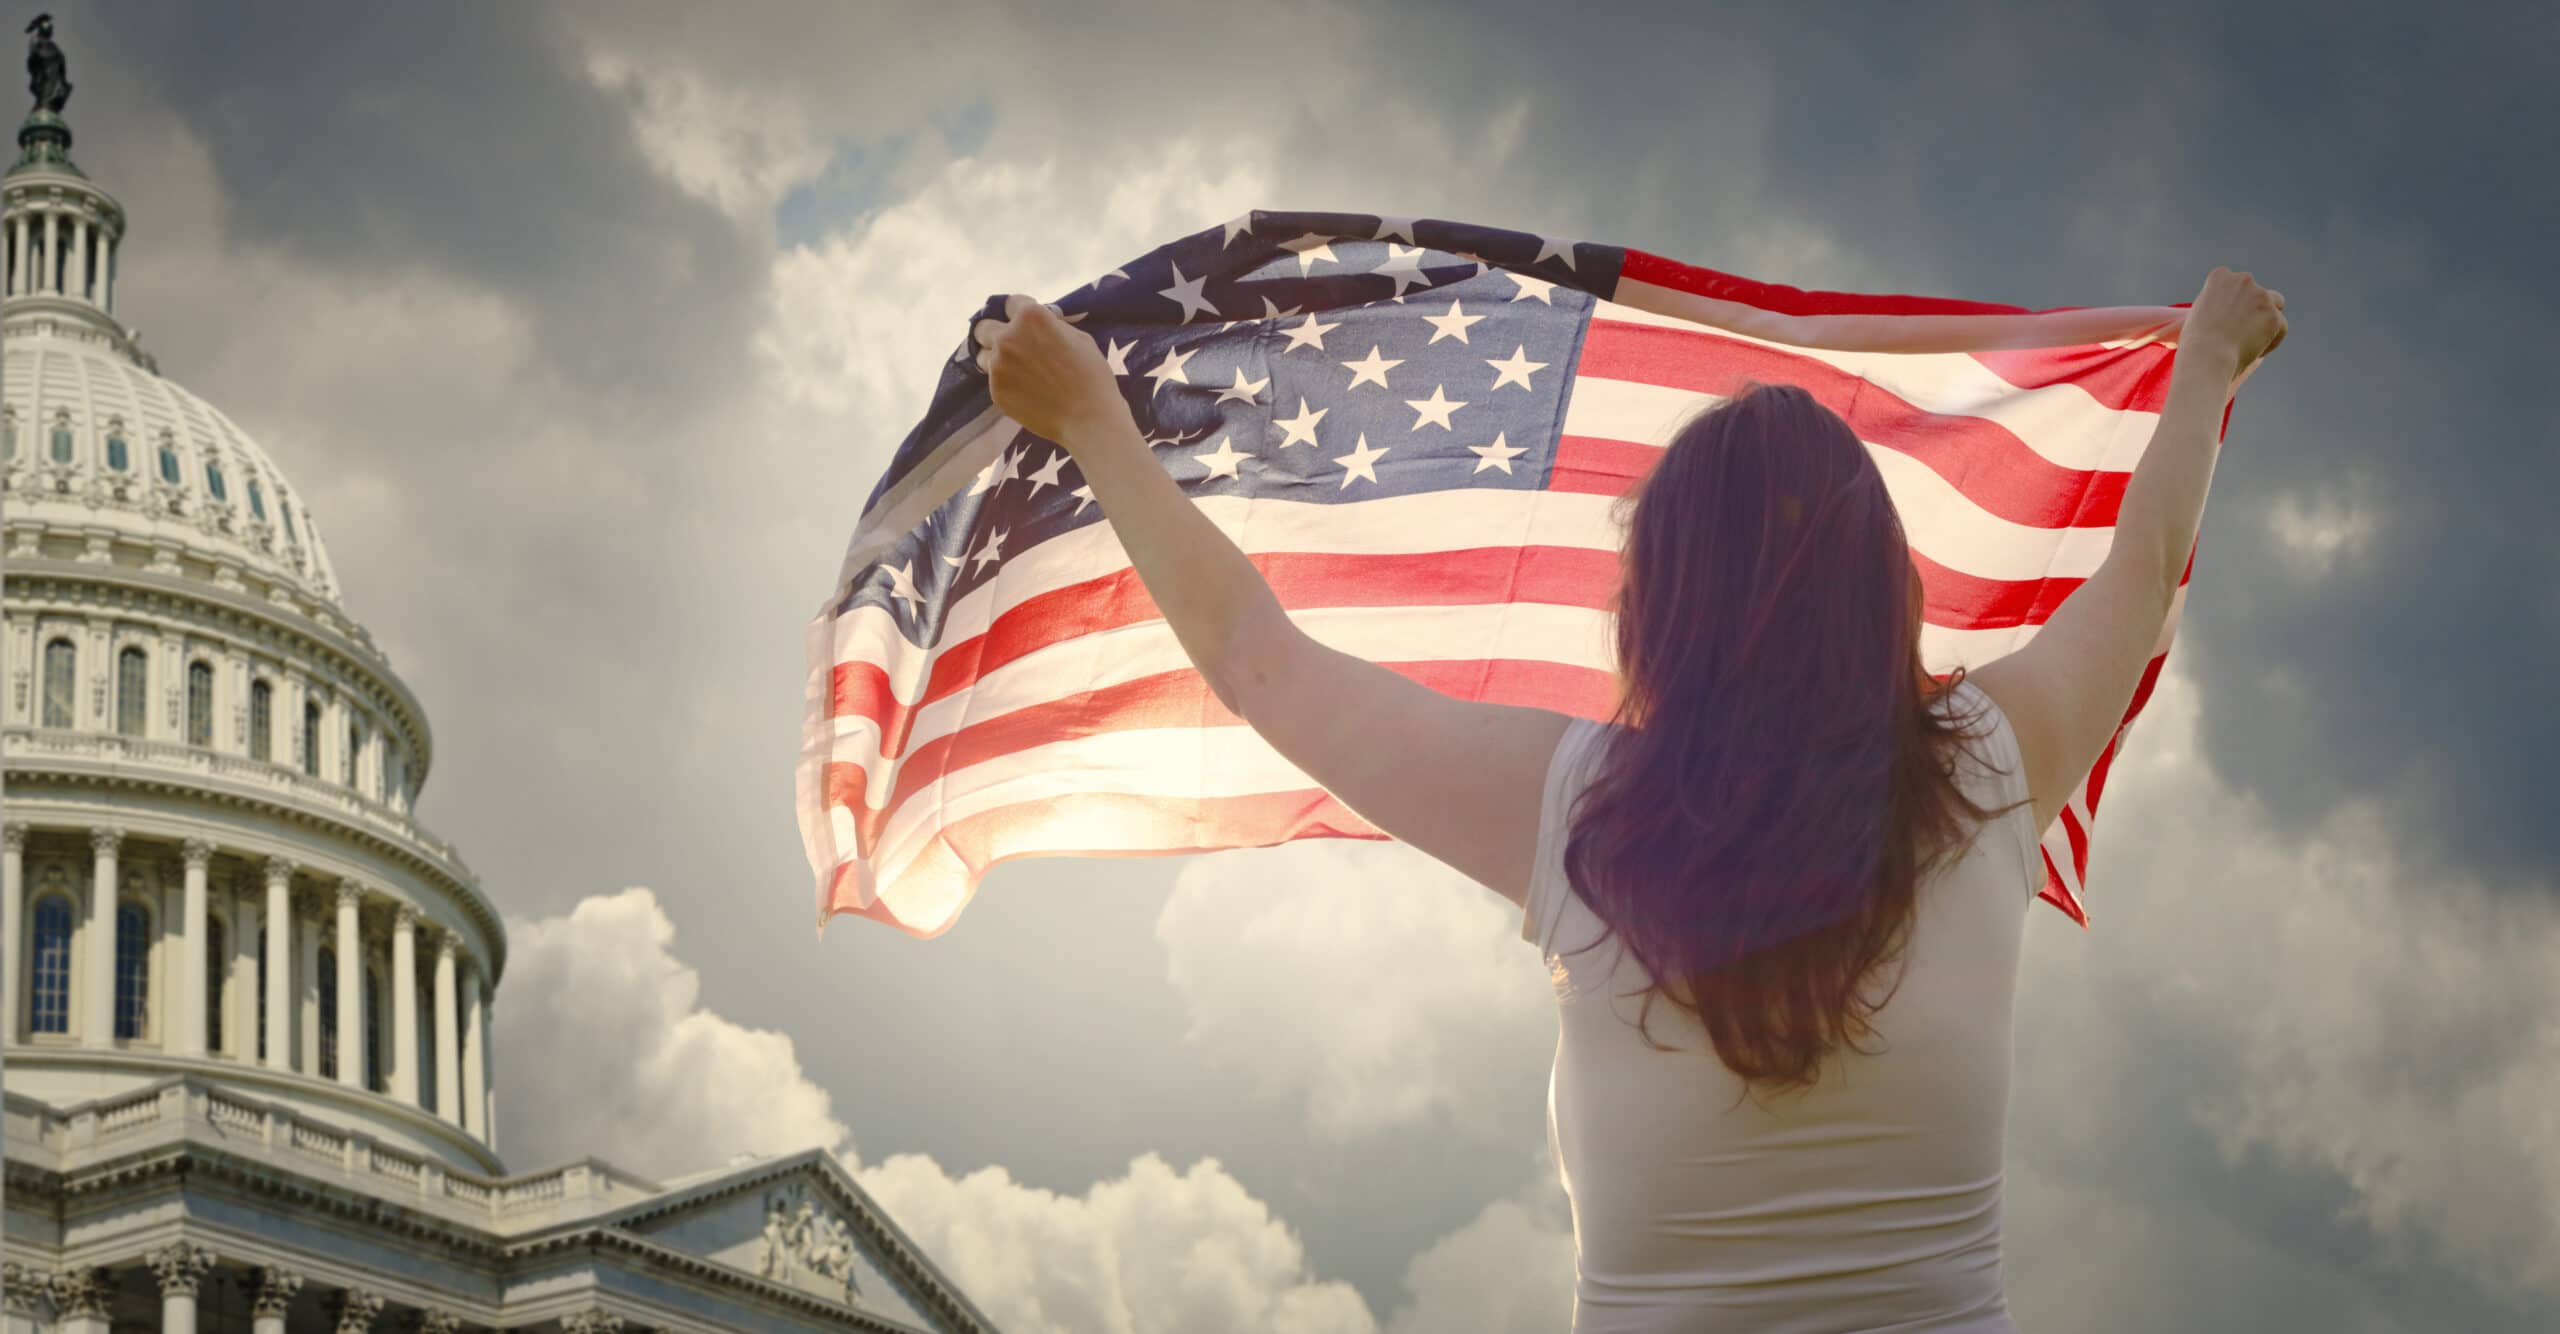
[798,209,2234,939]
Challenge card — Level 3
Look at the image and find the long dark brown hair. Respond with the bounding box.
[1559,380,2027,1096]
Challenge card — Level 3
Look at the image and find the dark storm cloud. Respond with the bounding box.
[1342,0,2559,885]
[34,0,2547,1324]
[70,0,760,419]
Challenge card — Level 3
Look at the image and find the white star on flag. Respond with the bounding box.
[1158,261,1218,323]
[1421,298,1486,345]
[1505,271,1558,303]
[1104,337,1136,375]
[1404,384,1467,430]
[1195,436,1250,479]
[1024,447,1069,494]
[1468,431,1527,474]
[1333,433,1388,488]
[1214,368,1271,405]
[1070,484,1096,514]
[1219,210,1258,246]
[1273,398,1327,448]
[967,445,1019,496]
[1146,344,1197,395]
[970,528,1008,572]
[1486,345,1548,390]
[1280,233,1338,275]
[1281,312,1340,353]
[1533,235,1578,270]
[1373,243,1433,298]
[885,561,924,605]
[1260,295,1303,320]
[1371,214,1421,243]
[1342,345,1404,389]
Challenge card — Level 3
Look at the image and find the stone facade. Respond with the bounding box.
[0,26,999,1334]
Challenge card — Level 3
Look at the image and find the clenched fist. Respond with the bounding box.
[972,295,1132,452]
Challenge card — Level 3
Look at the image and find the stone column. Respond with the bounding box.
[82,827,121,1044]
[251,1267,304,1334]
[48,1267,109,1334]
[335,881,363,1088]
[179,838,213,1057]
[102,233,114,311]
[391,904,419,1104]
[264,859,295,1070]
[3,823,26,1045]
[433,934,461,1123]
[331,1286,386,1332]
[461,965,489,1140]
[149,1243,214,1334]
[72,216,90,301]
[229,883,258,1060]
[298,891,322,1077]
[40,210,57,295]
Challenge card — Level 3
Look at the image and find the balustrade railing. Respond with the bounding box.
[3,724,478,882]
[13,1077,624,1226]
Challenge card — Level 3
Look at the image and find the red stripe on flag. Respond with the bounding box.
[834,656,1619,854]
[831,544,2076,755]
[1621,249,2035,318]
[1969,342,2178,415]
[822,785,1397,935]
[1549,434,1659,496]
[1577,320,2129,530]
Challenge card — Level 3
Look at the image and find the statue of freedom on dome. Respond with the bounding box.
[26,12,70,114]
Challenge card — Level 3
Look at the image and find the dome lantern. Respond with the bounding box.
[5,13,126,347]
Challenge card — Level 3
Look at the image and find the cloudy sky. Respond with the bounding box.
[48,1,2554,1329]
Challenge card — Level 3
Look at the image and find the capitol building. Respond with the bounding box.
[0,23,996,1334]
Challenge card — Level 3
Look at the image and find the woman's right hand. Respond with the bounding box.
[2183,266,2288,369]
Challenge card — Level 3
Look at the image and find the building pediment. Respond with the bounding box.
[586,1150,981,1334]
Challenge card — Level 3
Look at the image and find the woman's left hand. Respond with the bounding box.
[973,295,1129,451]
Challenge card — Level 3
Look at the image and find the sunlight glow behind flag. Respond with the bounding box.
[798,209,2231,938]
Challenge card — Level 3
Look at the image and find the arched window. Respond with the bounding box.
[248,478,267,520]
[364,967,385,1093]
[105,427,128,472]
[115,646,148,737]
[346,719,363,788]
[317,945,338,1080]
[29,895,73,1035]
[49,415,73,464]
[301,700,321,775]
[249,679,273,761]
[254,931,269,1061]
[41,637,76,729]
[187,660,214,747]
[204,459,228,503]
[114,901,151,1040]
[157,437,181,485]
[281,503,298,545]
[206,917,228,1053]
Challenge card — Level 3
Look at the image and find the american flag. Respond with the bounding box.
[798,209,2233,938]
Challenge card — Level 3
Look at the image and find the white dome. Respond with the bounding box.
[4,331,345,608]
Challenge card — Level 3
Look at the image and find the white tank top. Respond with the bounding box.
[1521,680,2043,1333]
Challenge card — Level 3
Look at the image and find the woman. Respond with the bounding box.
[975,266,2286,1331]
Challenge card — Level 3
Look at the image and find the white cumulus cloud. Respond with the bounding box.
[494,887,855,1175]
[1156,838,1556,1142]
